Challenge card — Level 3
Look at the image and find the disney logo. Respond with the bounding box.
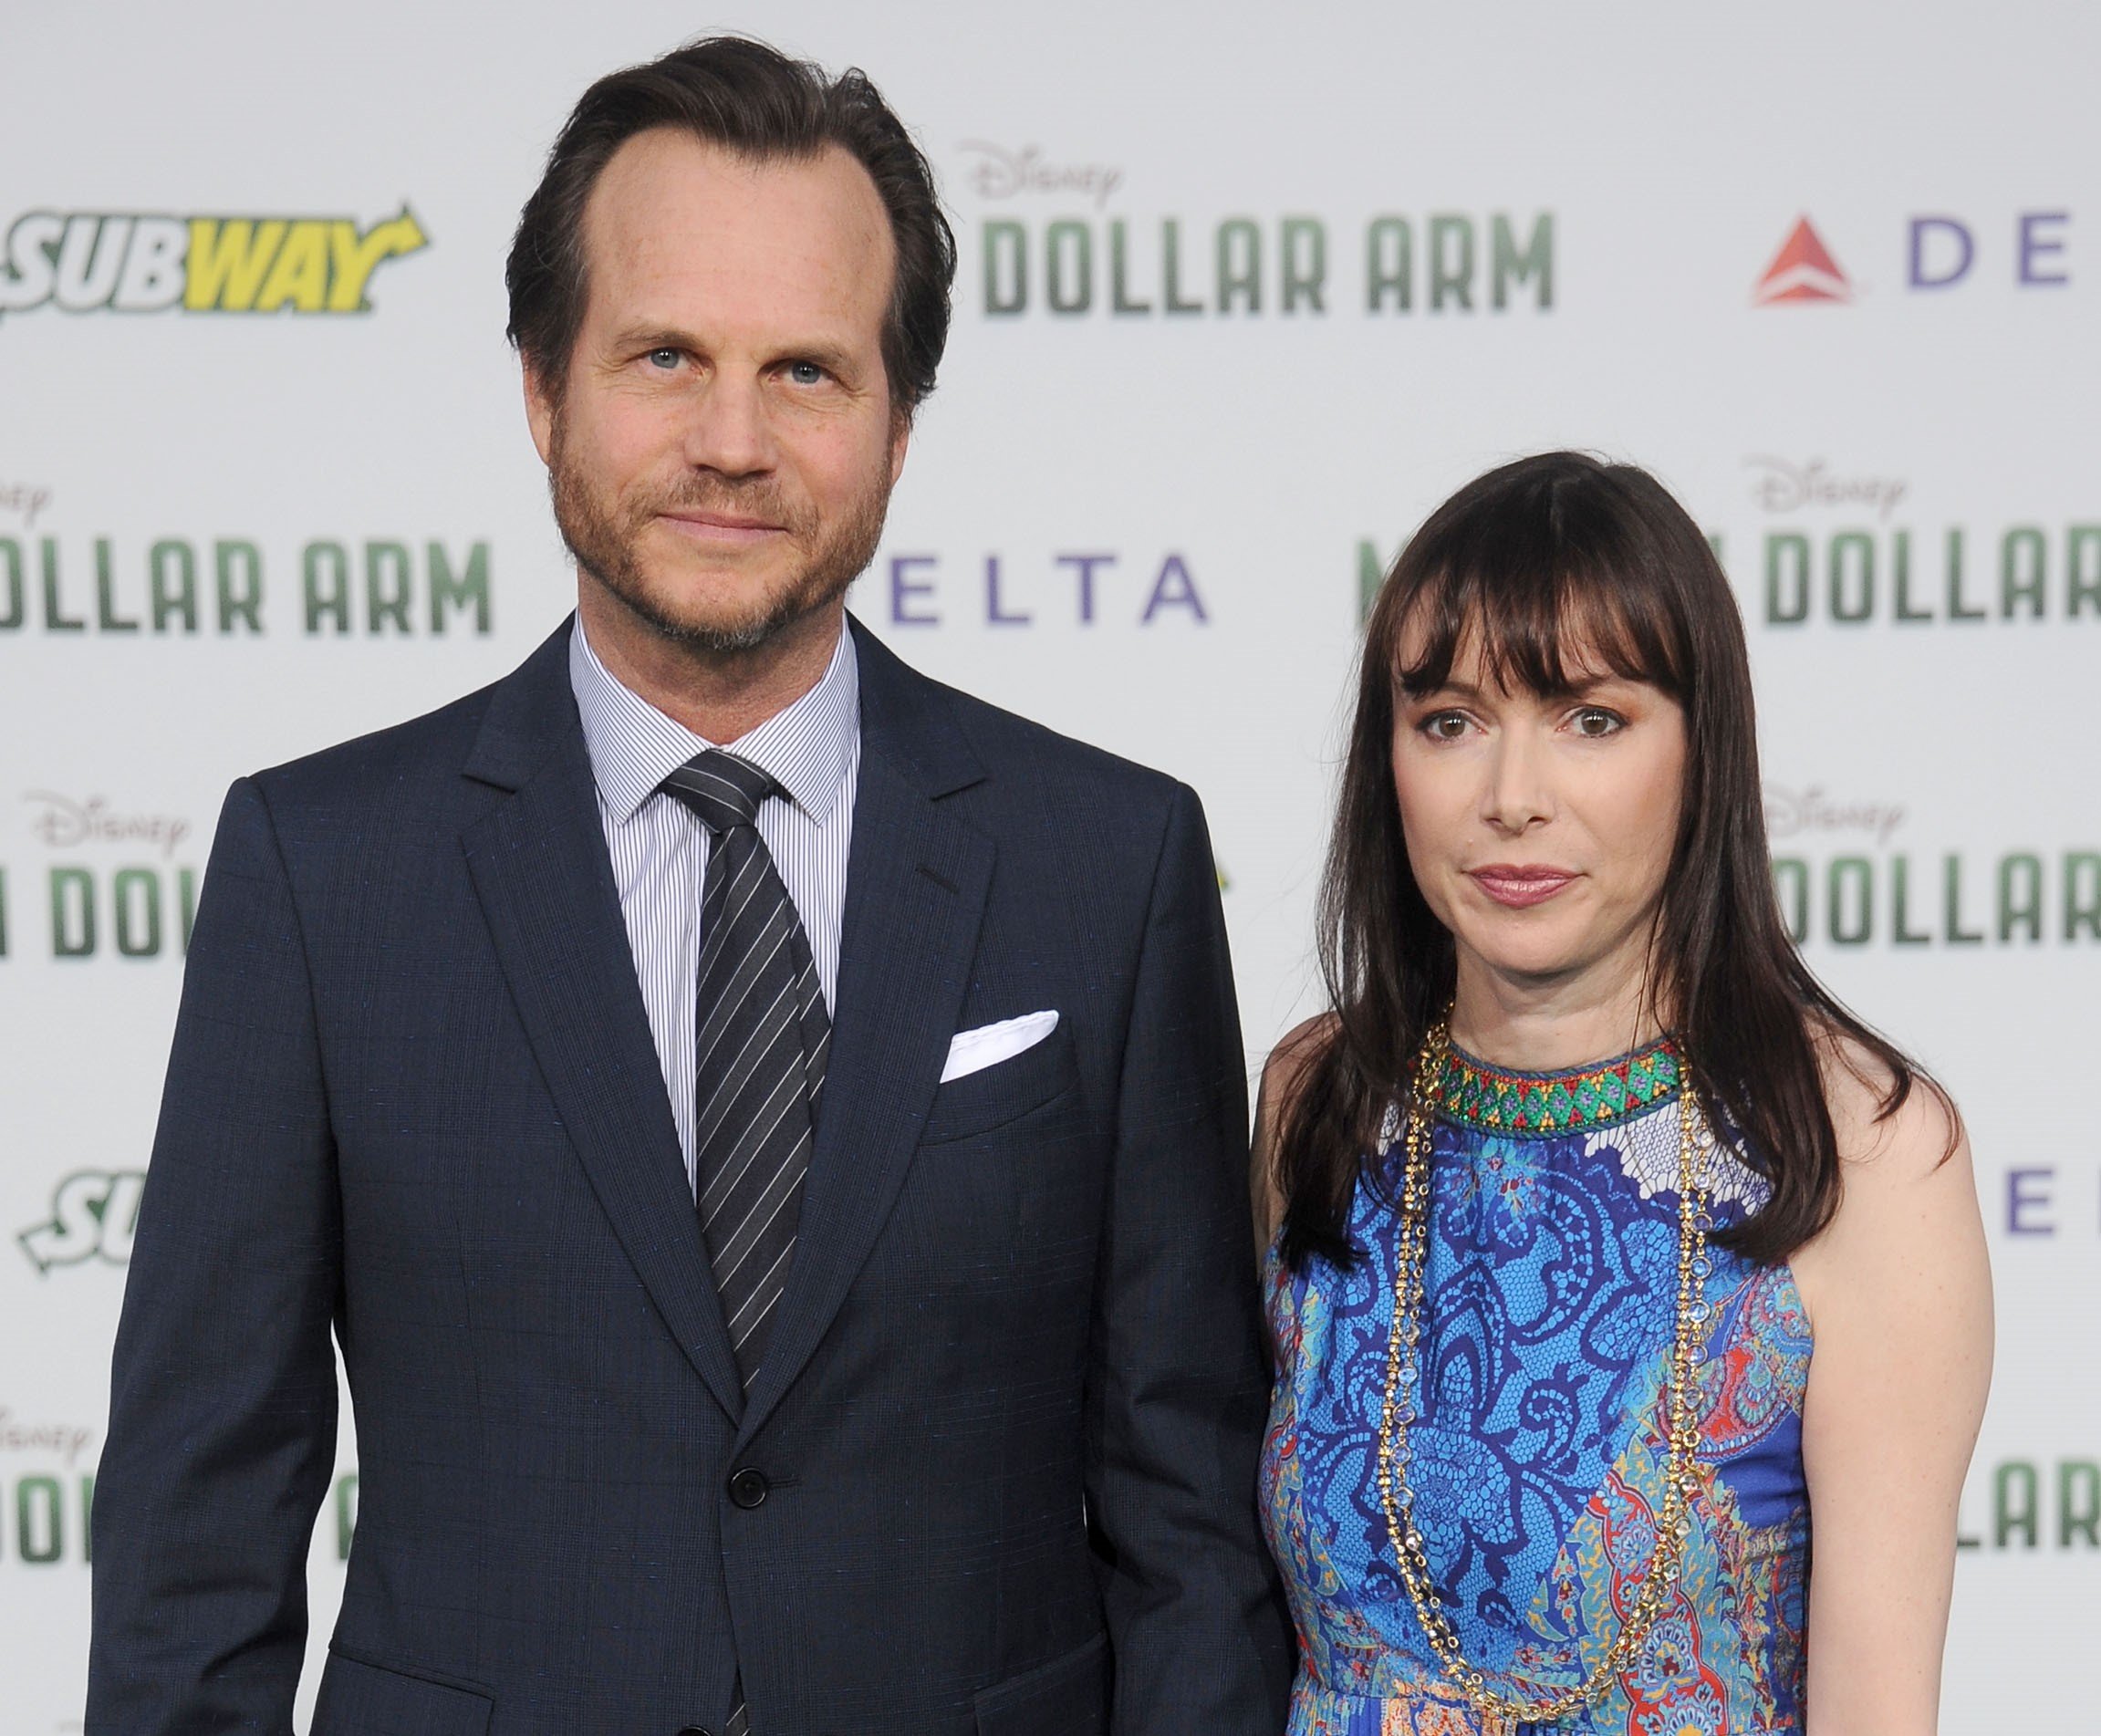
[0,1407,95,1466]
[0,480,53,528]
[958,141,1125,209]
[1764,784,1907,845]
[1744,456,1908,521]
[26,791,191,858]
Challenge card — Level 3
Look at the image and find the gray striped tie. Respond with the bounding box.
[662,749,829,1388]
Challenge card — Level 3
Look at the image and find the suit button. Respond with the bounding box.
[729,1466,769,1509]
[675,1727,712,1736]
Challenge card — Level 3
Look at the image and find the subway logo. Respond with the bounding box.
[0,206,427,317]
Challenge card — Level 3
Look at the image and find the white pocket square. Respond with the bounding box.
[941,1010,1059,1084]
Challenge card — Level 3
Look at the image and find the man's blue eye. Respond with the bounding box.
[787,361,824,385]
[648,348,680,369]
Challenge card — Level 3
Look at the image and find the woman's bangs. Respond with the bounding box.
[1392,554,1685,702]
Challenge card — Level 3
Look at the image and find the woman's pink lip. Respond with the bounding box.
[1469,868,1577,909]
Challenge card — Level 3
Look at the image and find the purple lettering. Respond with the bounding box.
[1056,552,1117,625]
[889,554,939,627]
[1908,215,1973,289]
[2018,211,2070,286]
[2006,1167,2055,1236]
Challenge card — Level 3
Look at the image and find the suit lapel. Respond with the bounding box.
[459,622,746,1422]
[735,621,993,1445]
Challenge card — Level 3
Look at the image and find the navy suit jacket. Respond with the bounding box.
[88,618,1293,1736]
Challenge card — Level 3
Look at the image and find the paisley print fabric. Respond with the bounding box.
[1261,1044,1812,1734]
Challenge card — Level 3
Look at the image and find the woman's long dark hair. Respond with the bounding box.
[1275,451,1934,1273]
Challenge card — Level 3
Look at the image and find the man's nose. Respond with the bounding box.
[681,370,777,476]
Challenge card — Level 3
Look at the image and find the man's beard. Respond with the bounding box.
[548,423,891,655]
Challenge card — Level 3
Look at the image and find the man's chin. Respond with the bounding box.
[596,568,829,655]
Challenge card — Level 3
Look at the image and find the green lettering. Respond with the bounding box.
[43,537,85,631]
[364,541,412,635]
[303,540,351,635]
[1891,856,1929,945]
[2059,1461,2101,1548]
[1358,539,1395,626]
[2066,853,2101,941]
[1216,218,1261,314]
[982,220,1025,316]
[0,537,20,629]
[1281,217,1326,313]
[94,537,138,632]
[2002,525,2046,619]
[112,868,161,959]
[1771,858,1809,945]
[1947,527,1985,621]
[1045,220,1091,315]
[50,868,94,959]
[150,539,197,633]
[1998,852,2043,942]
[2071,526,2101,618]
[1429,214,1474,311]
[1830,531,1875,623]
[1894,528,1932,622]
[429,540,490,635]
[213,540,263,635]
[1161,219,1202,315]
[1109,220,1150,315]
[1943,854,1983,945]
[1766,533,1810,625]
[1366,216,1412,312]
[336,1472,359,1561]
[1490,213,1553,309]
[1996,1460,2039,1549]
[16,1475,63,1564]
[1828,857,1873,946]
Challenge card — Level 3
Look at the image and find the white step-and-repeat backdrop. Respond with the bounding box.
[2,2,2093,1727]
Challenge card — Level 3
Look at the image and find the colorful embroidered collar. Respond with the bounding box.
[1431,1036,1682,1135]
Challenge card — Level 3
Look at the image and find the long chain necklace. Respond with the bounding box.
[1374,1017,1713,1726]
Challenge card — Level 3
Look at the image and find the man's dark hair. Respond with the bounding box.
[506,36,954,418]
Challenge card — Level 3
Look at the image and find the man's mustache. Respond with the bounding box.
[640,479,802,529]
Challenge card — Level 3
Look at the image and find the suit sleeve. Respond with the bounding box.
[88,777,342,1736]
[1086,781,1296,1735]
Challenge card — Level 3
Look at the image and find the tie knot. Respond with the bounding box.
[661,750,777,834]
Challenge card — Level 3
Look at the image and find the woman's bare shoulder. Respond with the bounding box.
[1810,1022,1962,1185]
[1252,1014,1340,1248]
[1260,1013,1340,1126]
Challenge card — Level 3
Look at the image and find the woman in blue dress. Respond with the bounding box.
[1254,452,1991,1735]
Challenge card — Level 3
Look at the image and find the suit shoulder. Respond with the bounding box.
[244,667,515,815]
[935,677,1187,817]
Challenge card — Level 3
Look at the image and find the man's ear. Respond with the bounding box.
[524,360,558,467]
[889,410,910,487]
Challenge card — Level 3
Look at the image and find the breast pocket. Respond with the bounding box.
[920,1014,1082,1146]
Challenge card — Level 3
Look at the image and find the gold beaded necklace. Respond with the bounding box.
[1374,1017,1713,1726]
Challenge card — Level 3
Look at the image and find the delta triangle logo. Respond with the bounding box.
[1754,217,1852,305]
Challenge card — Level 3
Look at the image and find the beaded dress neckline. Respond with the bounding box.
[1430,1034,1682,1137]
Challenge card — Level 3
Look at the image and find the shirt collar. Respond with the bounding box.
[568,615,859,827]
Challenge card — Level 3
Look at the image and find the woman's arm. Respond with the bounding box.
[1790,1045,1993,1735]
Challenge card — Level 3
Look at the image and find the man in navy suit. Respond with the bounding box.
[88,36,1291,1736]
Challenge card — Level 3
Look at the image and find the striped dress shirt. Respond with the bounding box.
[568,619,860,1192]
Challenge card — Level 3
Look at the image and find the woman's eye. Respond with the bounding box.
[1573,707,1623,737]
[1421,712,1470,742]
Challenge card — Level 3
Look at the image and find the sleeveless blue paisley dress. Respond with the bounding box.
[1261,1040,1812,1735]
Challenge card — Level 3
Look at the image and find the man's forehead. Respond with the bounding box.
[583,129,891,285]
